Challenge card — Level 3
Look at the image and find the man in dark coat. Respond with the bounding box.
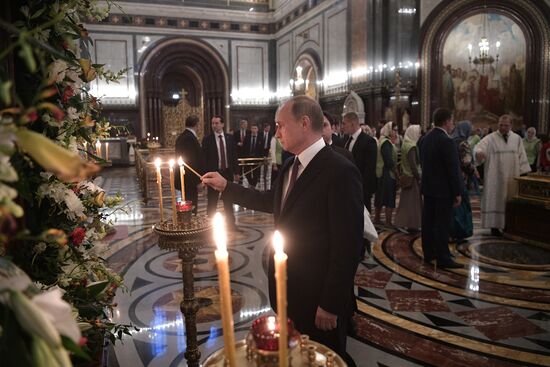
[243,123,264,188]
[202,96,363,366]
[341,112,377,213]
[418,108,464,269]
[202,115,240,230]
[175,115,204,214]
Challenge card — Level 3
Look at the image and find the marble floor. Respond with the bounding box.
[99,167,550,367]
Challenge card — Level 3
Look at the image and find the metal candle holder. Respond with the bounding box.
[203,332,347,366]
[153,215,212,367]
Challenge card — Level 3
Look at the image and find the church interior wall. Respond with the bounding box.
[88,0,550,137]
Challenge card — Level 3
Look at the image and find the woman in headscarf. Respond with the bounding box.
[523,127,541,172]
[374,121,398,225]
[449,120,475,243]
[394,125,422,231]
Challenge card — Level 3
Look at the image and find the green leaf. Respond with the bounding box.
[31,7,46,19]
[61,336,90,361]
[18,43,36,73]
[0,81,12,106]
[85,280,109,298]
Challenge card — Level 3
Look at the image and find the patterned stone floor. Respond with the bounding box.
[100,167,550,367]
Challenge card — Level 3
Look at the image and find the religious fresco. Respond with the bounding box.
[442,13,526,127]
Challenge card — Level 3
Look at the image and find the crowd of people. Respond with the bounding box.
[173,96,548,365]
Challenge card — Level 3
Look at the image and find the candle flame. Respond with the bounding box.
[168,159,175,169]
[267,316,277,331]
[213,212,227,253]
[154,157,162,169]
[273,230,284,254]
[178,156,184,166]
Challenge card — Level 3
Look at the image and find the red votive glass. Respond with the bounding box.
[176,200,193,212]
[250,315,298,351]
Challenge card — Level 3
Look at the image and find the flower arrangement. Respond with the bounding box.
[0,0,136,364]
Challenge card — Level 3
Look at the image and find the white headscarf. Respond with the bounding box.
[380,121,393,138]
[404,125,421,144]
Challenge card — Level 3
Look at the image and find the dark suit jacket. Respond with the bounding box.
[332,133,344,148]
[330,143,354,162]
[233,129,250,158]
[243,134,265,158]
[174,129,203,191]
[223,146,363,339]
[202,132,239,175]
[349,132,378,197]
[418,127,463,198]
[261,131,274,156]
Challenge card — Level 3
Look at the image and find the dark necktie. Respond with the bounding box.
[251,136,256,154]
[241,130,245,143]
[503,134,508,143]
[264,133,269,149]
[345,136,353,150]
[218,134,227,169]
[283,157,301,206]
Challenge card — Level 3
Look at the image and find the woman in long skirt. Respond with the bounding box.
[395,125,422,231]
[374,121,398,225]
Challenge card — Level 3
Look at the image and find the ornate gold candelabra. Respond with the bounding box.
[153,215,212,367]
[203,334,346,366]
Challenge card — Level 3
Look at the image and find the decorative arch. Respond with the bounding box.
[292,49,323,100]
[138,37,230,139]
[343,91,365,123]
[419,0,550,133]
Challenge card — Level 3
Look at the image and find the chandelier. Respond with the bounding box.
[467,8,500,73]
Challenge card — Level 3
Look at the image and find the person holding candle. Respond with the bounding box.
[175,115,204,213]
[202,115,240,231]
[202,96,363,366]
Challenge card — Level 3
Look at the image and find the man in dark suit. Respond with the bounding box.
[202,115,240,230]
[261,123,273,157]
[328,115,344,147]
[175,115,204,214]
[243,123,264,188]
[322,112,353,162]
[203,96,363,366]
[342,112,377,213]
[418,108,463,269]
[233,119,250,182]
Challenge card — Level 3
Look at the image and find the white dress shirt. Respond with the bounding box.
[282,137,325,205]
[347,128,362,151]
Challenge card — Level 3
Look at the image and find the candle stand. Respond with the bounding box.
[203,335,346,366]
[153,214,212,367]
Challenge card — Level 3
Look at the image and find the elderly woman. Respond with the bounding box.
[374,121,398,225]
[449,120,475,242]
[394,125,422,231]
[523,127,541,172]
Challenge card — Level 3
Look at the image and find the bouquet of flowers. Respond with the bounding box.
[0,0,136,364]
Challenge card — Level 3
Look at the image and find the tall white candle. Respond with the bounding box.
[213,213,237,366]
[154,158,164,222]
[273,230,288,367]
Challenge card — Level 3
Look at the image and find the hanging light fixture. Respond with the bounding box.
[467,5,500,74]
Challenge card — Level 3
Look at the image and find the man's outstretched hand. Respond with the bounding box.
[201,172,228,192]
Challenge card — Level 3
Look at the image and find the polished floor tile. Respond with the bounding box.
[100,167,550,367]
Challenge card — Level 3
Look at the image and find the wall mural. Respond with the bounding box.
[442,13,526,127]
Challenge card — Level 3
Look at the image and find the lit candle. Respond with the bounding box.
[467,43,473,56]
[178,156,186,202]
[147,132,150,141]
[168,159,177,224]
[273,230,288,367]
[95,140,102,159]
[213,213,237,366]
[154,158,164,222]
[105,142,109,162]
